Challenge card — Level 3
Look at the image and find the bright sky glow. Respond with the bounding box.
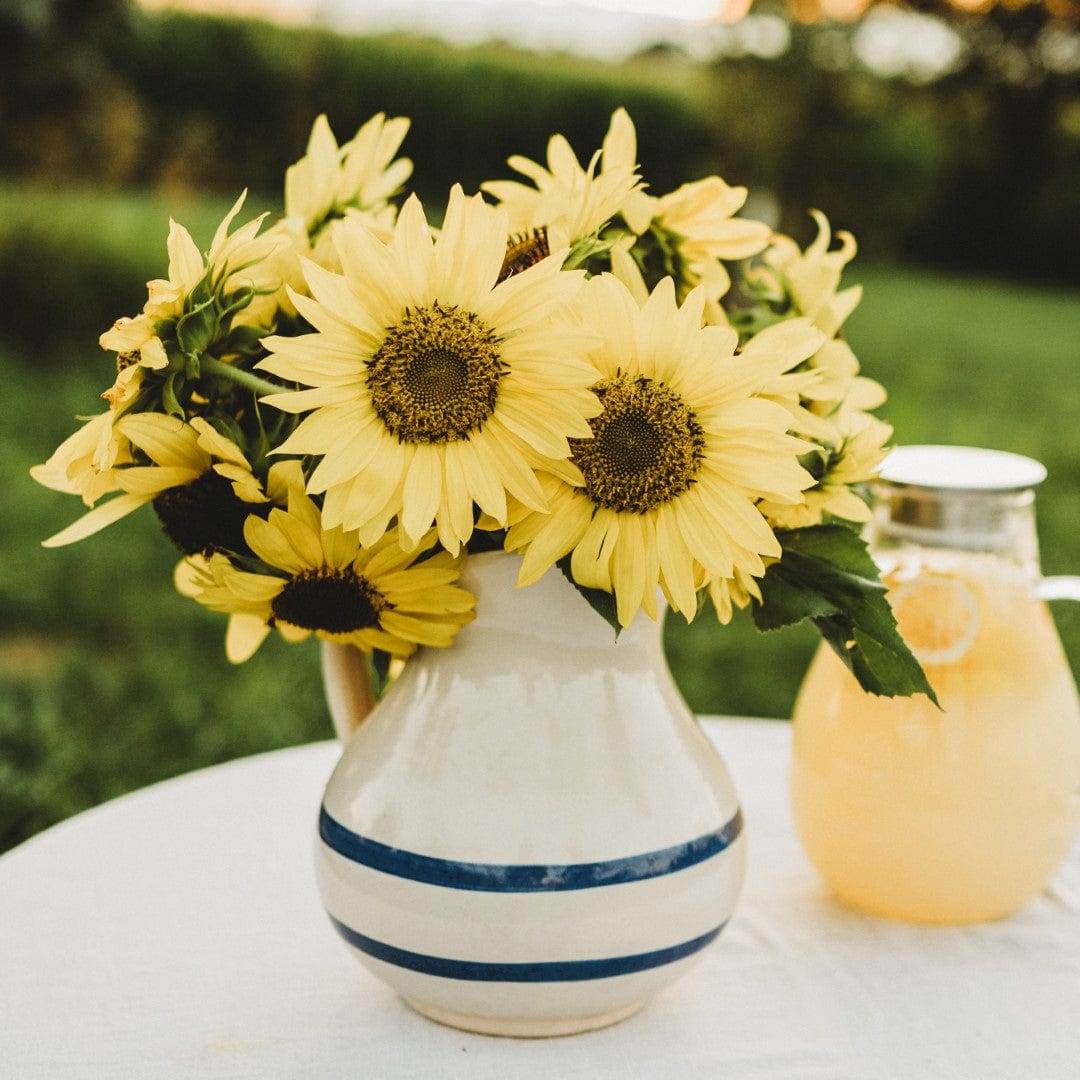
[451,0,722,14]
[853,8,965,83]
[137,0,979,78]
[140,0,735,60]
[140,0,724,21]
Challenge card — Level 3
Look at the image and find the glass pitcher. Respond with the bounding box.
[790,444,1080,923]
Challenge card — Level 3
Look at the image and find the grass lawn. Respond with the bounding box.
[2,185,1078,854]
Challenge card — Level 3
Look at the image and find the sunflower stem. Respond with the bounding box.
[200,355,284,399]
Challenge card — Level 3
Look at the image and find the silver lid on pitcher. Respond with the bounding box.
[870,445,1046,553]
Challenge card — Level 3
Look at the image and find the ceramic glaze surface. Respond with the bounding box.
[315,552,746,1036]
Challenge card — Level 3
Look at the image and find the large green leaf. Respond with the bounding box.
[753,525,938,704]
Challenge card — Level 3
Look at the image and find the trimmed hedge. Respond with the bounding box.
[97,14,714,206]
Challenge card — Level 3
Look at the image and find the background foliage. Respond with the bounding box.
[3,2,1080,283]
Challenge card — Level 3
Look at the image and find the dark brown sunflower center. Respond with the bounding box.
[153,470,265,557]
[270,568,387,634]
[367,302,506,443]
[570,375,705,514]
[498,227,551,283]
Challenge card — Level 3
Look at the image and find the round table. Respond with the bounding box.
[2,717,1077,1078]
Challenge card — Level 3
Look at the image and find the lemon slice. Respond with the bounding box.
[889,574,981,666]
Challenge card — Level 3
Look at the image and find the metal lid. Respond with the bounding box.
[871,445,1045,553]
[877,445,1047,494]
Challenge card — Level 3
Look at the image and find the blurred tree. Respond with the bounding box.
[779,0,1078,28]
[0,0,139,179]
[718,0,1080,278]
[902,3,1080,278]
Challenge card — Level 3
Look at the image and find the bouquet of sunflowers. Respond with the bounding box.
[32,109,932,701]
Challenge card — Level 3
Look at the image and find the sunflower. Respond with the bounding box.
[280,112,413,285]
[648,176,773,316]
[285,113,412,240]
[98,192,285,406]
[758,411,893,529]
[504,274,823,628]
[480,107,642,279]
[748,211,886,439]
[178,462,476,663]
[258,185,601,554]
[37,413,271,551]
[30,410,134,515]
[576,111,772,320]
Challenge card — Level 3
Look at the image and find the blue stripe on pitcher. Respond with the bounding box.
[327,915,725,982]
[318,805,743,892]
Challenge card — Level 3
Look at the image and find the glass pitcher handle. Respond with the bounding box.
[1036,576,1080,603]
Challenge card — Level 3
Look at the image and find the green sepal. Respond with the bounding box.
[161,371,186,420]
[620,221,688,293]
[204,411,247,452]
[187,273,215,309]
[563,231,618,274]
[368,648,394,700]
[223,322,269,357]
[176,301,218,360]
[218,284,257,327]
[798,448,829,482]
[556,555,621,638]
[752,524,938,704]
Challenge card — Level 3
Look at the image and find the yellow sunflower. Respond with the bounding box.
[98,192,285,406]
[36,413,270,550]
[178,462,475,663]
[258,185,601,554]
[504,274,824,628]
[592,110,772,319]
[651,176,773,317]
[750,211,886,439]
[480,107,642,278]
[281,112,413,281]
[758,411,893,529]
[285,113,412,240]
[30,410,134,516]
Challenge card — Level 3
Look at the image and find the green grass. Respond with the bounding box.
[0,182,245,358]
[2,185,1078,855]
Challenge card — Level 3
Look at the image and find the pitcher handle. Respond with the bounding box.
[320,641,375,742]
[1036,576,1080,603]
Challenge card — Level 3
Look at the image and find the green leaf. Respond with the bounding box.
[752,568,838,630]
[752,525,938,704]
[556,555,621,638]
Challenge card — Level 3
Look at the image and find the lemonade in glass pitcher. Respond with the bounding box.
[790,445,1080,923]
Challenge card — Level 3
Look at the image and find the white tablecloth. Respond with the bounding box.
[1,718,1077,1079]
